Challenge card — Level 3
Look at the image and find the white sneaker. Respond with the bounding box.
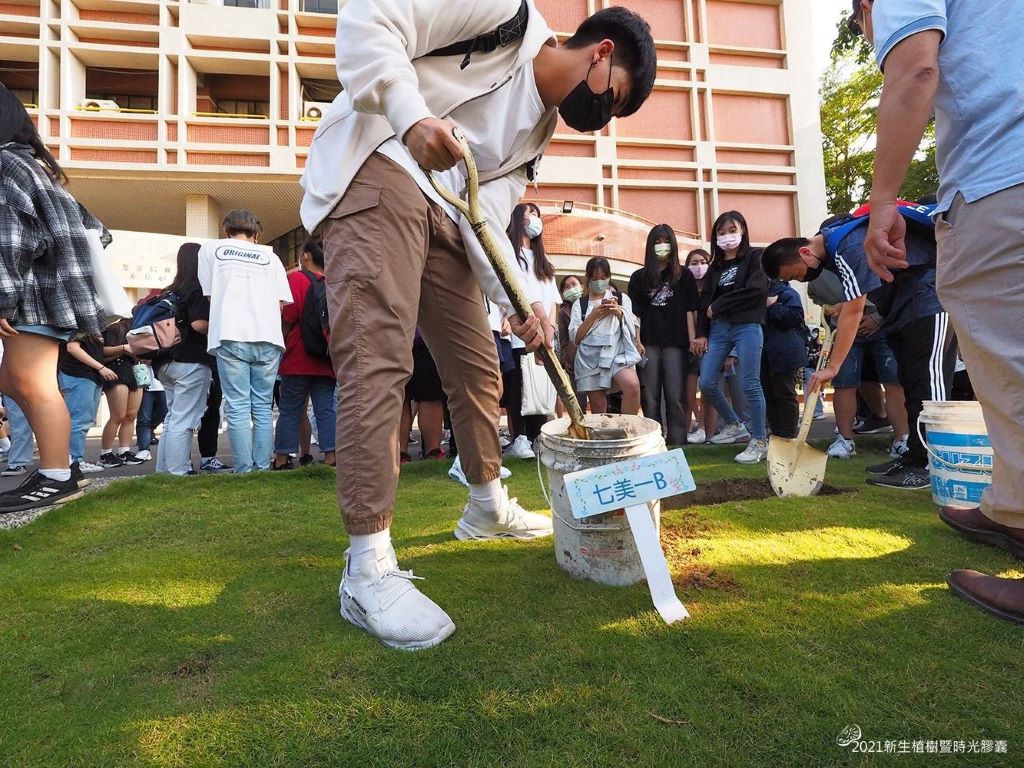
[448,455,511,488]
[339,549,455,651]
[826,435,857,459]
[498,430,511,449]
[710,423,750,444]
[687,428,706,445]
[889,435,910,458]
[77,461,105,474]
[504,435,535,459]
[134,450,152,462]
[455,486,553,540]
[734,438,768,464]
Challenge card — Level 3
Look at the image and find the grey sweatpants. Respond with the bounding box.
[936,185,1024,526]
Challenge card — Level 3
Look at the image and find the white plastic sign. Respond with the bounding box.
[562,449,696,520]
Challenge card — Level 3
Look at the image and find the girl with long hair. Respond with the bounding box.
[684,248,716,443]
[698,211,770,463]
[627,224,699,445]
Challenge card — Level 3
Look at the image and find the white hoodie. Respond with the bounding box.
[300,0,559,311]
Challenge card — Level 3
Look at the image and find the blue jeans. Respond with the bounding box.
[58,372,102,462]
[2,395,34,467]
[156,362,212,475]
[136,389,168,451]
[273,374,337,455]
[216,341,282,473]
[699,322,767,440]
[803,367,825,417]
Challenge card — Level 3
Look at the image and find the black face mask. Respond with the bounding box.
[559,54,615,132]
[803,254,825,282]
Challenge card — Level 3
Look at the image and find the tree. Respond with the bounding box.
[819,13,938,215]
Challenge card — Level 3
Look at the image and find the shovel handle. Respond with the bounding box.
[796,324,834,443]
[423,129,591,440]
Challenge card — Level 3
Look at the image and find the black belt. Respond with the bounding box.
[425,0,529,70]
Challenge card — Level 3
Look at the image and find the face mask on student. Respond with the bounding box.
[589,278,610,294]
[717,233,742,252]
[524,215,543,239]
[562,285,583,302]
[654,243,672,261]
[689,263,709,279]
[801,250,826,282]
[560,54,615,133]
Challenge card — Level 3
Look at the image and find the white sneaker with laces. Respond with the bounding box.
[339,549,455,651]
[134,450,152,462]
[688,427,706,445]
[505,435,535,459]
[826,435,857,458]
[448,455,510,487]
[710,423,750,444]
[889,435,910,458]
[455,485,553,540]
[77,461,105,473]
[734,438,768,464]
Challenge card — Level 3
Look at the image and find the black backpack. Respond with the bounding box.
[299,270,331,361]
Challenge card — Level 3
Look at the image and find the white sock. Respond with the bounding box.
[115,446,129,456]
[39,468,72,482]
[348,529,393,571]
[469,479,504,512]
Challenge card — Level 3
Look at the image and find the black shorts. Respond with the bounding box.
[406,342,445,403]
[102,357,140,392]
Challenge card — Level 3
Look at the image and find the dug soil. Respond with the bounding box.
[662,478,846,510]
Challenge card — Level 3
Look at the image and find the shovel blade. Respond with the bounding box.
[767,436,829,498]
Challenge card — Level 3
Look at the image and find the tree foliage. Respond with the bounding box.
[820,13,938,215]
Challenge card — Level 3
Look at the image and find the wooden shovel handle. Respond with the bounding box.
[795,324,834,443]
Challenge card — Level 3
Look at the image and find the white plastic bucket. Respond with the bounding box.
[537,414,666,586]
[917,401,992,509]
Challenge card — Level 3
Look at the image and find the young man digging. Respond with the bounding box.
[300,1,656,650]
[762,207,957,492]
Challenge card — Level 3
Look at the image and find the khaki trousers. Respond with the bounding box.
[322,153,503,535]
[936,185,1024,526]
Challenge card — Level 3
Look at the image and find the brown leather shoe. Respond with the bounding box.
[938,506,1024,560]
[947,570,1024,626]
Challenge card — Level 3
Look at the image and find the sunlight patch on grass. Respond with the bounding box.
[801,581,946,621]
[67,579,226,609]
[707,527,912,567]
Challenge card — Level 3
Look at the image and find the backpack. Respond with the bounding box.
[299,270,331,361]
[126,291,184,360]
[822,203,938,258]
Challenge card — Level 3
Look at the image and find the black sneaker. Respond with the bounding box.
[0,471,84,514]
[854,415,893,435]
[866,458,906,476]
[299,454,315,467]
[70,461,91,489]
[116,450,146,466]
[273,457,295,471]
[98,452,124,468]
[867,466,930,490]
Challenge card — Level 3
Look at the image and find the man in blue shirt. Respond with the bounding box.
[856,0,1024,624]
[762,210,956,493]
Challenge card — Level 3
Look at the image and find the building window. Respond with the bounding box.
[212,99,270,118]
[12,88,40,107]
[302,0,337,14]
[223,0,271,8]
[85,93,158,112]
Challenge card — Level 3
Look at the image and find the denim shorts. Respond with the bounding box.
[12,324,73,342]
[833,335,899,388]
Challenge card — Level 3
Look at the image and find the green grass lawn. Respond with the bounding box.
[2,444,1023,767]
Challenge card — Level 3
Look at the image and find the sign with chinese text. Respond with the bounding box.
[563,449,695,520]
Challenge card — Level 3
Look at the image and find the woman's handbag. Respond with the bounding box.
[520,352,557,416]
[85,229,133,323]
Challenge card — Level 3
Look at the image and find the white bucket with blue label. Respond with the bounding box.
[917,401,992,509]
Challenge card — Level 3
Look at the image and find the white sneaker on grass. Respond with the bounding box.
[339,549,455,651]
[827,435,857,459]
[504,435,535,459]
[734,438,768,464]
[688,428,706,445]
[710,422,750,444]
[448,455,511,488]
[455,486,553,541]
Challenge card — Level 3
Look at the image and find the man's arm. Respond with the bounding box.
[810,295,866,390]
[865,30,942,281]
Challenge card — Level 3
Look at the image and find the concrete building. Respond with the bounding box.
[2,0,826,293]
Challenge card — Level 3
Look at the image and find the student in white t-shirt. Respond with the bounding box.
[502,203,561,460]
[197,209,293,473]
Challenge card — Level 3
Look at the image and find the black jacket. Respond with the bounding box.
[762,280,807,373]
[708,248,769,325]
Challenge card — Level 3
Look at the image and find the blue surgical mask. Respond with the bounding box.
[590,278,610,294]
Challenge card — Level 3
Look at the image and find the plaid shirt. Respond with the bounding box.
[0,143,110,335]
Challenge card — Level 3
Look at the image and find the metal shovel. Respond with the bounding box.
[423,128,592,440]
[767,324,834,497]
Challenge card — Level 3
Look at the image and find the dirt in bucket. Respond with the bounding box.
[662,478,847,510]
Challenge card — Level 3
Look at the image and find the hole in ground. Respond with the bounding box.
[662,478,848,510]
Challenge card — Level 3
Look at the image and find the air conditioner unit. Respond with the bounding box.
[303,101,330,120]
[79,98,120,112]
